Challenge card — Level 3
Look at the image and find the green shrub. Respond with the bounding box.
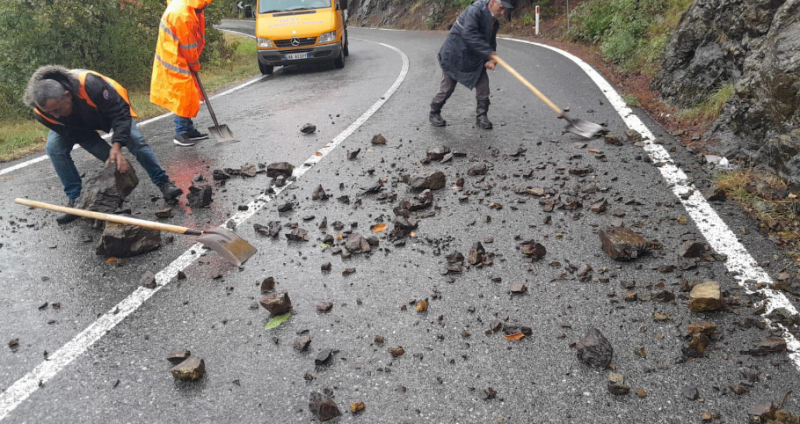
[0,0,226,120]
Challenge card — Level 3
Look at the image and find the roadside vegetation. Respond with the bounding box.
[0,0,257,162]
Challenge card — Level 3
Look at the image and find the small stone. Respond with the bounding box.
[679,241,706,258]
[293,336,312,352]
[510,283,527,294]
[426,146,451,161]
[312,185,328,201]
[347,149,361,160]
[138,272,157,289]
[286,228,308,241]
[315,349,333,365]
[259,291,292,315]
[266,162,294,179]
[599,227,656,261]
[575,328,613,368]
[682,386,699,400]
[467,163,488,176]
[260,277,275,292]
[321,262,332,272]
[316,301,333,312]
[590,199,608,214]
[309,392,341,422]
[686,321,717,336]
[170,357,205,381]
[371,134,387,145]
[689,282,723,312]
[342,267,356,276]
[701,412,712,423]
[388,346,405,357]
[8,338,19,349]
[604,134,623,146]
[607,372,630,395]
[277,202,294,212]
[743,337,787,356]
[409,171,446,190]
[483,387,497,400]
[154,208,173,219]
[350,401,366,413]
[519,240,546,260]
[186,185,213,208]
[682,333,710,358]
[415,299,428,312]
[300,123,316,134]
[374,336,385,344]
[166,350,191,364]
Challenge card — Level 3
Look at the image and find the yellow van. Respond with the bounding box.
[255,0,349,74]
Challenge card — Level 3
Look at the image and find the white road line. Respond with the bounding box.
[501,36,800,370]
[0,41,409,421]
[0,66,266,177]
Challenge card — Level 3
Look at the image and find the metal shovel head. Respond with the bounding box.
[196,227,256,266]
[208,124,236,143]
[562,114,607,139]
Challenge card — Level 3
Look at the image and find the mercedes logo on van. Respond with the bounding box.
[290,37,301,47]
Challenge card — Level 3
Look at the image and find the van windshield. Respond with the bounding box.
[260,0,332,13]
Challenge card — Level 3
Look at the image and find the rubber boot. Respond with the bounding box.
[429,102,447,127]
[56,199,79,225]
[476,100,493,130]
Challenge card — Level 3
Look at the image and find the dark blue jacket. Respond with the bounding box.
[438,0,500,90]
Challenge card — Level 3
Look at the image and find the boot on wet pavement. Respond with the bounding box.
[56,199,79,225]
[476,99,493,130]
[429,102,447,127]
[158,180,183,201]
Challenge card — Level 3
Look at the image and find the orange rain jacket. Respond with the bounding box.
[150,0,213,118]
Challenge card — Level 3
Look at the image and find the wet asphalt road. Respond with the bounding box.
[1,21,798,423]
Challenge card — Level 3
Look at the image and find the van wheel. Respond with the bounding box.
[343,30,349,57]
[334,46,345,69]
[259,62,274,75]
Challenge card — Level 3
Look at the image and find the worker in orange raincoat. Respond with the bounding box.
[151,0,213,147]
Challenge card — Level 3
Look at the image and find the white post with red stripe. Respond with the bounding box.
[535,6,540,36]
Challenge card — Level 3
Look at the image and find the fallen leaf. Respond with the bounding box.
[588,149,600,153]
[320,243,330,248]
[409,231,416,238]
[504,333,525,341]
[315,152,323,156]
[105,257,119,264]
[372,223,387,233]
[334,233,343,240]
[264,313,291,330]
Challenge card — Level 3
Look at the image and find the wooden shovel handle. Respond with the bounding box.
[14,198,202,236]
[490,54,564,116]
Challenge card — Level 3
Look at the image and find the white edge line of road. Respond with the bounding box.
[0,30,265,178]
[0,39,410,420]
[500,37,800,370]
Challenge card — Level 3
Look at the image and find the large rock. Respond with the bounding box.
[653,0,800,186]
[689,282,723,312]
[186,185,213,208]
[76,165,138,213]
[599,227,659,261]
[408,171,446,190]
[96,222,161,257]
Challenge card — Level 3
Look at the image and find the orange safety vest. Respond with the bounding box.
[150,0,212,118]
[33,69,137,125]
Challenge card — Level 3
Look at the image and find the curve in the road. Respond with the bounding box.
[0,39,410,422]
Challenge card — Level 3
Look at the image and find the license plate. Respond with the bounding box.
[285,52,308,60]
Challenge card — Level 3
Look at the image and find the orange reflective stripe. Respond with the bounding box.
[34,108,60,125]
[74,70,138,118]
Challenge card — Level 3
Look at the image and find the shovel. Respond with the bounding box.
[193,71,236,143]
[15,198,256,266]
[490,54,606,139]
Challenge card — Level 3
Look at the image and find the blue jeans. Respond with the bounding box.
[173,115,196,136]
[46,119,169,201]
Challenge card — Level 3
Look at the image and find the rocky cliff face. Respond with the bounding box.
[654,0,800,185]
[346,0,452,29]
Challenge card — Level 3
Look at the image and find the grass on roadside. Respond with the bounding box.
[679,83,735,125]
[0,33,258,163]
[714,168,800,262]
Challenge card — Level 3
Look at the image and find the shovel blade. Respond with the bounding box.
[196,227,256,266]
[209,125,236,143]
[563,114,607,139]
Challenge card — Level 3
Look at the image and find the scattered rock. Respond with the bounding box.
[742,338,787,356]
[240,163,257,177]
[350,401,366,414]
[321,262,332,272]
[468,242,487,265]
[293,335,312,352]
[138,272,157,289]
[96,222,161,258]
[686,321,717,337]
[371,134,387,145]
[415,299,428,312]
[260,277,275,292]
[170,357,205,381]
[315,349,334,365]
[75,166,139,214]
[599,226,660,261]
[426,146,451,161]
[187,185,213,208]
[312,185,328,200]
[342,267,356,276]
[154,207,173,219]
[259,291,292,315]
[510,283,527,294]
[300,123,316,134]
[604,134,623,146]
[347,148,360,160]
[483,387,498,400]
[679,241,706,258]
[266,162,294,179]
[707,188,726,202]
[625,129,643,142]
[575,328,613,368]
[8,339,19,349]
[345,233,371,253]
[519,240,546,260]
[468,163,488,176]
[309,391,341,422]
[388,346,405,357]
[682,386,699,400]
[607,372,630,395]
[253,221,281,238]
[682,333,711,358]
[316,301,333,312]
[590,199,608,214]
[409,171,446,190]
[277,202,294,212]
[689,282,723,312]
[286,228,309,241]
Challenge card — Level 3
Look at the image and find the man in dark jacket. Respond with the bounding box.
[430,0,512,130]
[24,65,183,224]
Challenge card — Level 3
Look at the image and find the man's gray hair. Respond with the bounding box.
[32,79,67,108]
